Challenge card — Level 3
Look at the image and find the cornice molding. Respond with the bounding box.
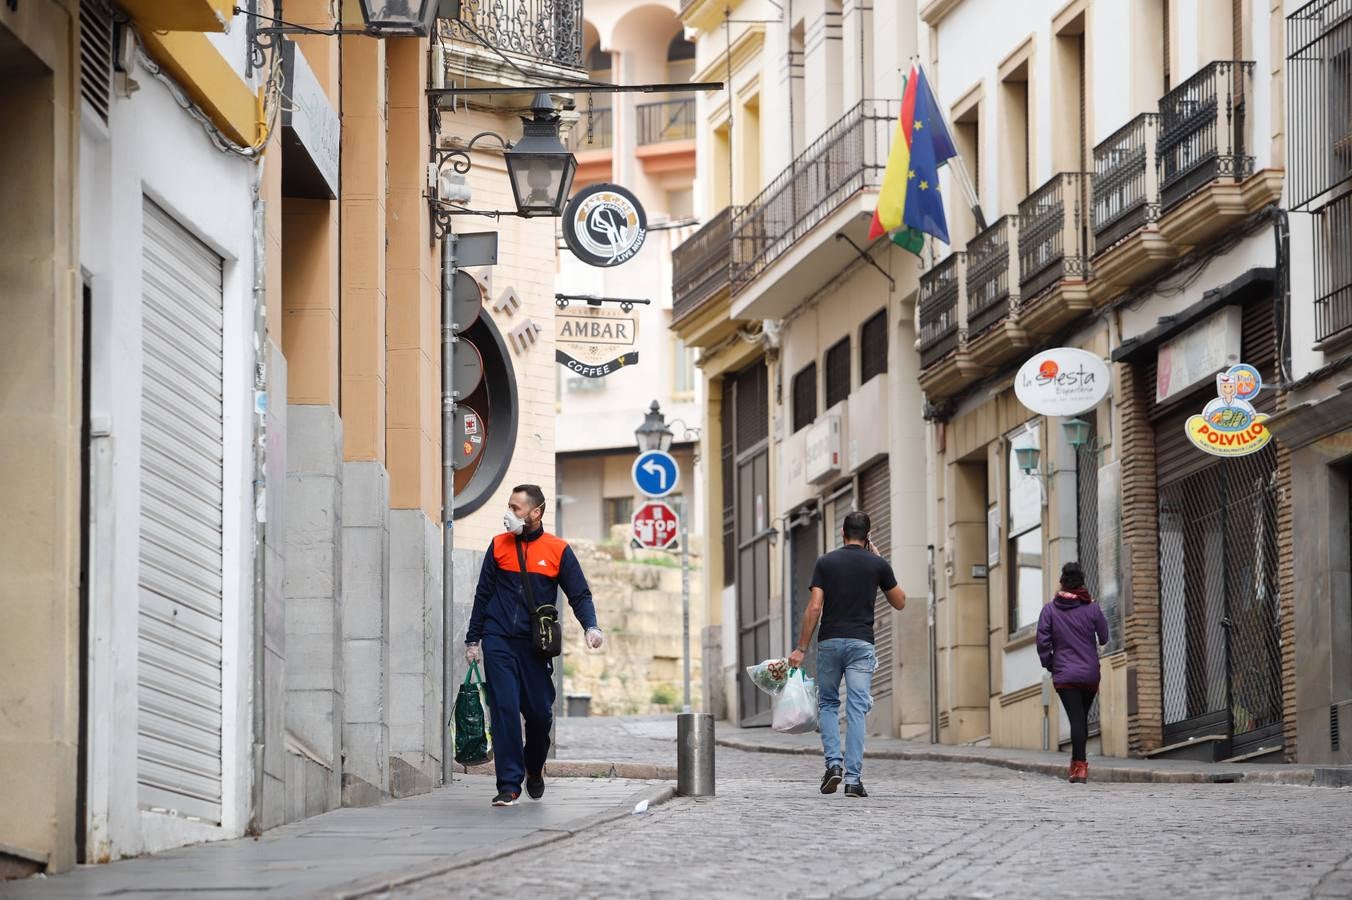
[692,24,766,85]
[919,0,963,27]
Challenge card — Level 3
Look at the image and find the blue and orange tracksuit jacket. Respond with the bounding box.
[465,528,598,643]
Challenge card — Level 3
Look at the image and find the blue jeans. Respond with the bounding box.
[816,638,876,785]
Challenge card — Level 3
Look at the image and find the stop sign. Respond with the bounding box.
[631,501,679,550]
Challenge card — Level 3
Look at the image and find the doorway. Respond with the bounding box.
[729,361,773,726]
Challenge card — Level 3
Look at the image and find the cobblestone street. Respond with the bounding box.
[385,717,1352,900]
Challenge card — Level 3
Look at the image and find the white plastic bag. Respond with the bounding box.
[745,658,791,696]
[771,669,819,734]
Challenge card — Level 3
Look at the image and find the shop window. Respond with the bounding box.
[860,310,887,384]
[792,362,817,433]
[1008,428,1044,632]
[825,337,851,408]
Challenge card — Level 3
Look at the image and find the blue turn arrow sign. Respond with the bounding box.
[632,449,679,498]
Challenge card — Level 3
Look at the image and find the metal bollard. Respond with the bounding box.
[676,712,715,797]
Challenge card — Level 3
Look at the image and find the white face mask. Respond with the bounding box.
[504,504,543,535]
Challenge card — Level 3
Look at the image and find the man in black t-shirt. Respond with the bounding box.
[788,511,906,798]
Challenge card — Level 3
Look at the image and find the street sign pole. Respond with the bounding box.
[679,503,691,714]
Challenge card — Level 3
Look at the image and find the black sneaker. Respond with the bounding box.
[491,791,519,807]
[844,782,868,799]
[820,766,843,795]
[526,772,545,800]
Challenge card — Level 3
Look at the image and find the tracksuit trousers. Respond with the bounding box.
[481,635,555,795]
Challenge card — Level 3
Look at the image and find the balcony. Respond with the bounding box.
[637,99,696,145]
[671,207,738,343]
[1288,1,1352,211]
[1016,172,1093,335]
[1093,113,1159,251]
[1314,189,1352,348]
[965,215,1019,339]
[1158,60,1255,213]
[444,0,585,82]
[728,99,898,319]
[917,253,964,369]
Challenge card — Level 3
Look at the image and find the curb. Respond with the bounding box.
[714,737,1331,787]
[334,782,678,899]
[460,759,678,780]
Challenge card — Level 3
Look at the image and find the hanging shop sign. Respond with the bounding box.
[1184,364,1272,457]
[555,304,639,377]
[1014,347,1111,417]
[562,183,648,267]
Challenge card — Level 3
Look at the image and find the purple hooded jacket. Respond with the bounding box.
[1036,588,1110,688]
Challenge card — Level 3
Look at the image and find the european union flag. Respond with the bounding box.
[902,68,958,246]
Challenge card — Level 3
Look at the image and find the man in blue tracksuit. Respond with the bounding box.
[465,484,603,807]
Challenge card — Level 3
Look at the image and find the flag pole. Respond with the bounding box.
[917,60,987,233]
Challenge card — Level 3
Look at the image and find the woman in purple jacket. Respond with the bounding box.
[1036,561,1110,784]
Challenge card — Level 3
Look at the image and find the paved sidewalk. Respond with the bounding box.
[717,723,1352,787]
[0,776,672,900]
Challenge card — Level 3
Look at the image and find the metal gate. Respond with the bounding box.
[137,199,225,823]
[731,361,773,726]
[1157,444,1282,756]
[858,460,894,706]
[788,508,822,679]
[1075,425,1102,735]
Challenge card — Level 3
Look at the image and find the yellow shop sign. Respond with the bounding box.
[1183,363,1273,457]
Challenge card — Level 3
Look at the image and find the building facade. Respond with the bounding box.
[2,0,581,875]
[674,0,932,735]
[555,0,702,546]
[1270,0,1352,766]
[916,0,1298,762]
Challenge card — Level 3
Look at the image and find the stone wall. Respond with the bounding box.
[560,537,704,717]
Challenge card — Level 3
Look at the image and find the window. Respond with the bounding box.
[1008,426,1044,632]
[792,363,817,433]
[673,336,696,396]
[860,310,887,383]
[604,497,633,532]
[824,338,851,408]
[666,34,696,85]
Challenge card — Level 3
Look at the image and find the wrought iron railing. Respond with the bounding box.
[918,252,964,368]
[1315,189,1352,343]
[965,215,1018,339]
[731,99,898,287]
[1018,172,1088,302]
[1157,60,1254,213]
[637,99,696,145]
[1287,0,1352,210]
[1092,113,1159,252]
[673,206,737,324]
[568,107,612,150]
[445,0,585,70]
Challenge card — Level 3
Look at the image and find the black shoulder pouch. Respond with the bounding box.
[515,536,562,658]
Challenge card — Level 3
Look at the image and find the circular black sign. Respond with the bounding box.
[453,337,484,398]
[562,183,648,267]
[452,405,486,470]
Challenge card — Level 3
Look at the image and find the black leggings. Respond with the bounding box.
[1056,687,1098,762]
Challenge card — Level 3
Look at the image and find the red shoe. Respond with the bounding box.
[1070,761,1088,784]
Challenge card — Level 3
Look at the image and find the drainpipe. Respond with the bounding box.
[247,166,268,836]
[927,543,938,744]
[440,234,457,787]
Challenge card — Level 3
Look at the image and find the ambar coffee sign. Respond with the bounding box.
[562,183,647,267]
[556,305,639,377]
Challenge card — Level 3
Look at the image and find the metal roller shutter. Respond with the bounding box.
[137,199,225,824]
[859,460,893,701]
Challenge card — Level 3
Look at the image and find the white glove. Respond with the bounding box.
[465,642,482,664]
[585,627,604,650]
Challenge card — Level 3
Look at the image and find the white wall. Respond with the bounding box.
[79,43,259,858]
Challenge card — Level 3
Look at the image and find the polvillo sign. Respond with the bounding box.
[556,305,639,377]
[1184,364,1272,457]
[1014,347,1111,416]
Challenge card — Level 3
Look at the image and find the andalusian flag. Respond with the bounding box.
[868,66,958,254]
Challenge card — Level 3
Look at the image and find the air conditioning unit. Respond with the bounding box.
[566,375,606,393]
[805,413,842,483]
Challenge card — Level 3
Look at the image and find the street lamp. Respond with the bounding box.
[357,0,442,35]
[1061,416,1092,450]
[504,94,578,217]
[635,400,675,453]
[1013,427,1041,476]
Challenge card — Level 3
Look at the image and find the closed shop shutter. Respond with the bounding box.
[138,199,225,824]
[858,460,893,700]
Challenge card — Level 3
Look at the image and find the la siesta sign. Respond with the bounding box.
[1014,348,1111,417]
